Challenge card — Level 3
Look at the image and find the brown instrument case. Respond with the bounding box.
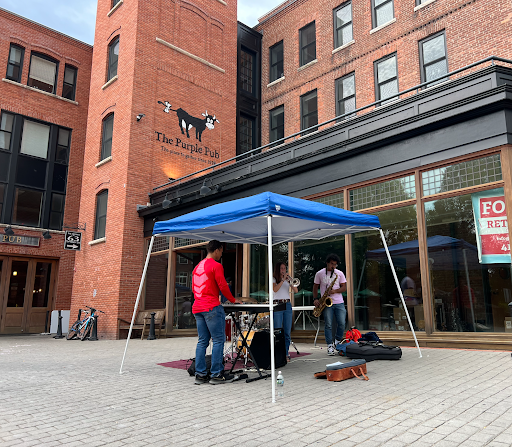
[314,359,368,381]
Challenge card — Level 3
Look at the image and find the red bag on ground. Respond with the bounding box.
[345,327,362,342]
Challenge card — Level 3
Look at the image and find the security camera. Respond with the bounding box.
[136,114,145,121]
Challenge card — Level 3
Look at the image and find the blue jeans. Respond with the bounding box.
[194,305,225,377]
[273,302,292,355]
[323,303,346,345]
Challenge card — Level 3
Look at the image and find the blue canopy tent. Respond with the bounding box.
[120,192,422,401]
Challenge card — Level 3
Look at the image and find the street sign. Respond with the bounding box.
[64,231,82,251]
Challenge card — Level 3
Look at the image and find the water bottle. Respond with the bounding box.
[276,371,284,398]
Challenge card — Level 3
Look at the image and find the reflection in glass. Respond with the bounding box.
[12,188,43,227]
[425,189,512,332]
[7,261,29,307]
[145,253,168,309]
[32,262,52,307]
[249,244,288,302]
[352,205,423,331]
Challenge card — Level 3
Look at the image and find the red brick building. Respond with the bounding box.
[0,8,92,333]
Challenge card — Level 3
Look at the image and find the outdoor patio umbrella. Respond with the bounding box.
[120,191,422,402]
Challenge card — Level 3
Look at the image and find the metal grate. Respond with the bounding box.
[174,238,204,248]
[422,154,502,196]
[312,193,344,209]
[151,236,170,253]
[350,175,416,211]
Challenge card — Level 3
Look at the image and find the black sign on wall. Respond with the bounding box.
[64,231,82,251]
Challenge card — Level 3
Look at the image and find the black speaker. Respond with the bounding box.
[249,329,287,370]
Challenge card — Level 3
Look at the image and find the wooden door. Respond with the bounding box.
[1,258,32,333]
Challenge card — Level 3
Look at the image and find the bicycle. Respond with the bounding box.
[66,306,105,341]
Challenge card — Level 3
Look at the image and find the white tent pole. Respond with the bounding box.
[462,249,476,332]
[120,235,155,374]
[267,215,276,404]
[355,258,367,306]
[379,229,422,358]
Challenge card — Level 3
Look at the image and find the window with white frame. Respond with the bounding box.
[177,272,188,287]
[333,2,353,49]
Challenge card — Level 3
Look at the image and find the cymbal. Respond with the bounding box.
[239,296,258,304]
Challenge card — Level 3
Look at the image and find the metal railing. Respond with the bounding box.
[152,56,512,193]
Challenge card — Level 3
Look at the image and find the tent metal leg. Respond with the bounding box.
[379,229,422,358]
[267,215,276,403]
[462,249,477,332]
[120,235,155,374]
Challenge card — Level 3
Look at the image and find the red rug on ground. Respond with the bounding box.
[158,351,310,371]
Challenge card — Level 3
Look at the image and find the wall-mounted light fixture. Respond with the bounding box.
[199,178,220,196]
[136,113,145,122]
[4,226,14,236]
[162,193,172,209]
[42,230,52,240]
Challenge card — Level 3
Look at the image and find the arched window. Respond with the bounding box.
[94,190,108,240]
[101,113,114,160]
[108,37,119,81]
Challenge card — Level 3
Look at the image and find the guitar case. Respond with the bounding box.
[314,359,369,382]
[346,341,402,361]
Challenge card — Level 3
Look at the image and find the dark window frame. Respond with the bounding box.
[371,0,394,29]
[94,190,108,240]
[333,2,353,49]
[239,114,256,154]
[112,0,122,7]
[27,52,59,94]
[335,72,356,119]
[269,41,284,83]
[374,52,398,103]
[107,36,119,81]
[6,43,24,83]
[299,22,316,67]
[0,110,15,152]
[0,183,5,221]
[240,47,256,95]
[419,31,449,86]
[415,0,431,5]
[101,113,114,160]
[269,105,285,144]
[62,64,77,101]
[300,89,318,135]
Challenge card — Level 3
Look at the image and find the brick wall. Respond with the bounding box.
[71,0,238,338]
[256,0,512,146]
[0,9,92,311]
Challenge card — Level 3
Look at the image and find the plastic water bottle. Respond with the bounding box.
[276,371,284,398]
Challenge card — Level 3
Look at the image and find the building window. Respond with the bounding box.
[108,37,119,81]
[94,190,108,240]
[299,22,316,66]
[300,90,318,135]
[12,188,44,227]
[62,65,77,101]
[420,32,448,87]
[56,128,71,164]
[372,0,394,29]
[269,106,284,144]
[240,49,255,95]
[335,73,356,119]
[375,53,398,104]
[28,53,58,94]
[239,114,255,154]
[0,112,14,151]
[112,0,122,6]
[177,272,188,287]
[269,41,283,83]
[178,255,188,264]
[49,193,65,230]
[313,193,344,209]
[333,2,353,49]
[6,44,24,83]
[350,175,416,211]
[20,120,50,159]
[0,183,5,219]
[101,114,114,160]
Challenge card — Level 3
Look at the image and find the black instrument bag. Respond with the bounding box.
[345,341,402,361]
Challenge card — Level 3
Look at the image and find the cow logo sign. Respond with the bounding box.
[158,101,219,142]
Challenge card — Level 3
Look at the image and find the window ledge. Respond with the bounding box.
[95,156,112,167]
[298,59,318,72]
[375,97,402,109]
[107,0,123,16]
[332,40,355,55]
[267,76,285,88]
[89,237,106,246]
[414,0,437,11]
[156,38,225,73]
[216,0,227,5]
[370,17,396,34]
[102,75,118,90]
[2,78,79,105]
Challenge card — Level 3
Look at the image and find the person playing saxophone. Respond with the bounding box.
[313,254,347,356]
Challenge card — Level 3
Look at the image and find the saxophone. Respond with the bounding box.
[313,272,337,317]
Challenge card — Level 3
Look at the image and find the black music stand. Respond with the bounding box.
[223,305,271,383]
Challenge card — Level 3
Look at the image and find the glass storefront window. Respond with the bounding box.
[353,205,422,331]
[350,175,415,211]
[144,252,168,309]
[425,188,512,332]
[32,262,52,307]
[249,243,288,302]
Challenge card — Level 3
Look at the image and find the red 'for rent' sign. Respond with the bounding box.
[478,196,510,255]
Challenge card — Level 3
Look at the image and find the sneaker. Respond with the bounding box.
[327,344,336,356]
[209,372,235,385]
[194,374,209,385]
[334,339,342,348]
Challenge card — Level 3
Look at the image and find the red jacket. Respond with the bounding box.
[192,258,235,313]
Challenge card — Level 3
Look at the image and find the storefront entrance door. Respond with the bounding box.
[0,257,56,334]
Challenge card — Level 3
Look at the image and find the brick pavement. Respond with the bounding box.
[1,335,512,446]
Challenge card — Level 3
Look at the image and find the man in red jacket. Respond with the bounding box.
[192,240,242,384]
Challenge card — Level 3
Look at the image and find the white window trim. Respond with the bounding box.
[332,40,355,55]
[2,78,78,105]
[370,17,397,34]
[102,75,118,90]
[297,59,318,72]
[156,38,225,73]
[216,0,227,5]
[107,0,123,16]
[414,0,437,11]
[267,76,285,88]
[89,237,106,246]
[95,156,112,167]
